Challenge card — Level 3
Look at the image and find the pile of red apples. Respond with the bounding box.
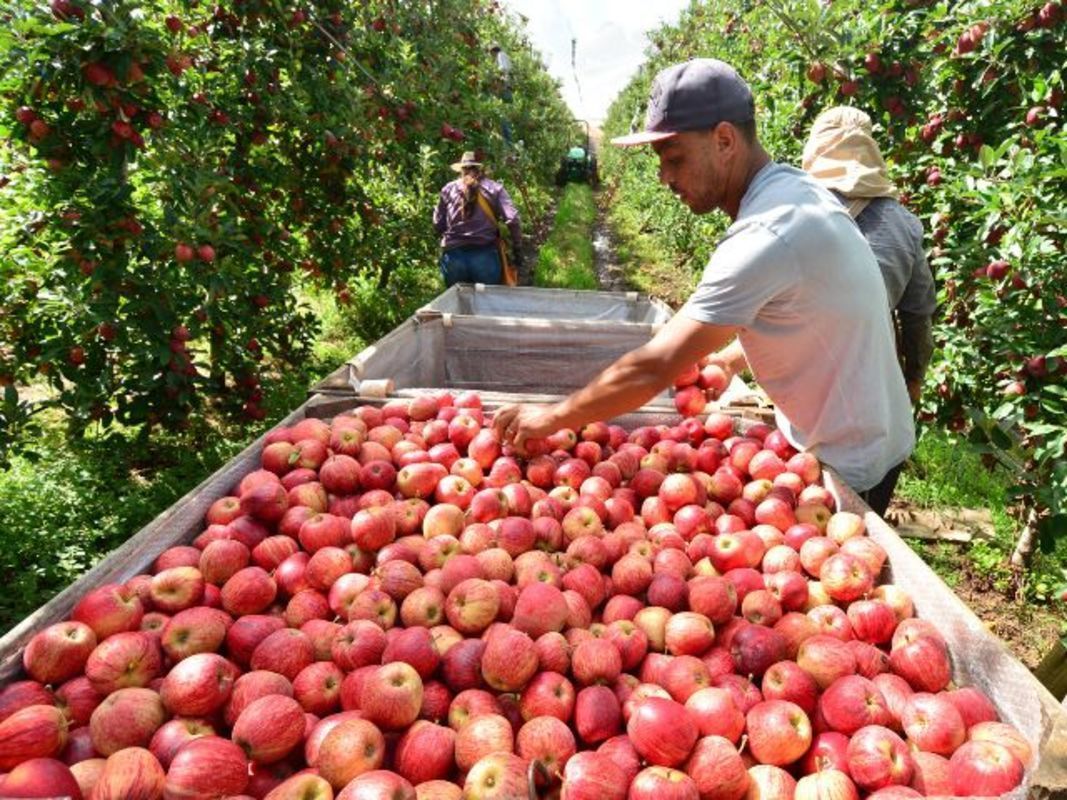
[0,390,1034,800]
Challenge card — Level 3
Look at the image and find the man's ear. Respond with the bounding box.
[712,122,739,155]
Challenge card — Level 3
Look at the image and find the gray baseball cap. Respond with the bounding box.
[612,58,755,147]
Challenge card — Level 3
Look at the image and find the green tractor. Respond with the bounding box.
[556,120,599,188]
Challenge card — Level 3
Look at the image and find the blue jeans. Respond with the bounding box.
[440,245,502,286]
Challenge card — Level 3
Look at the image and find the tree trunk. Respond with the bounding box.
[1010,506,1040,567]
[1010,506,1040,598]
[209,331,226,394]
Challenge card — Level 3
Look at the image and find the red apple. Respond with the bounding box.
[572,638,623,686]
[944,686,998,728]
[157,605,229,665]
[85,632,161,694]
[560,751,627,800]
[575,685,622,744]
[801,731,851,775]
[901,692,965,755]
[684,687,745,742]
[729,624,787,679]
[630,766,699,800]
[687,577,737,624]
[909,751,953,795]
[250,628,315,681]
[448,689,502,730]
[661,655,710,704]
[293,661,345,715]
[445,578,501,635]
[797,635,856,689]
[511,582,569,638]
[665,612,715,657]
[761,660,818,716]
[819,553,872,602]
[263,773,334,800]
[361,662,424,730]
[394,720,455,784]
[481,627,538,692]
[821,675,891,735]
[317,718,386,789]
[795,769,858,800]
[382,627,440,680]
[23,622,97,685]
[455,713,514,771]
[89,688,164,756]
[224,615,285,669]
[0,757,83,799]
[90,747,165,800]
[221,567,277,616]
[520,670,575,722]
[746,765,797,800]
[627,697,698,767]
[846,725,915,791]
[889,635,951,693]
[517,715,576,774]
[71,584,144,640]
[967,720,1034,767]
[948,740,1024,796]
[160,652,239,716]
[231,694,306,763]
[148,718,214,769]
[164,735,249,798]
[746,699,812,766]
[462,752,527,800]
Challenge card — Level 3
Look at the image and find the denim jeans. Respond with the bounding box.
[440,245,502,287]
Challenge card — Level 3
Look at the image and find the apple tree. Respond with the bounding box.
[0,0,575,436]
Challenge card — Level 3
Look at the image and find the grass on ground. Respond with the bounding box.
[535,183,598,290]
[895,427,1066,669]
[602,187,699,309]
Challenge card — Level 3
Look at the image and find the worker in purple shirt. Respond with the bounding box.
[433,151,523,286]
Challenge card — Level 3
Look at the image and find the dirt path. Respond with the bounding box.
[592,202,628,291]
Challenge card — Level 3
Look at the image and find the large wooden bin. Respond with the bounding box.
[0,393,1063,798]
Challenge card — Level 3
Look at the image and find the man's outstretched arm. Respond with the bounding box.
[494,312,738,450]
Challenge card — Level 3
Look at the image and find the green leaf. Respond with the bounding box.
[989,425,1014,451]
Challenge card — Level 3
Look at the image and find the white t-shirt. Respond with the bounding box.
[683,162,915,491]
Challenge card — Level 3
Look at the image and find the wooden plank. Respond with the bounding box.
[0,404,310,682]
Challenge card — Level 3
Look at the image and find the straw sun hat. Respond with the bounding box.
[451,151,483,172]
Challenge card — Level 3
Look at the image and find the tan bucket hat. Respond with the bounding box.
[802,106,898,217]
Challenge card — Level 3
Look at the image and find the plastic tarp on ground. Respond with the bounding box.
[312,314,668,397]
[417,283,673,325]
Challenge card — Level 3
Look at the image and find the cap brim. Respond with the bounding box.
[610,130,678,147]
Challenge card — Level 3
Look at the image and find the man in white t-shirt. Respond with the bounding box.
[493,58,914,513]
